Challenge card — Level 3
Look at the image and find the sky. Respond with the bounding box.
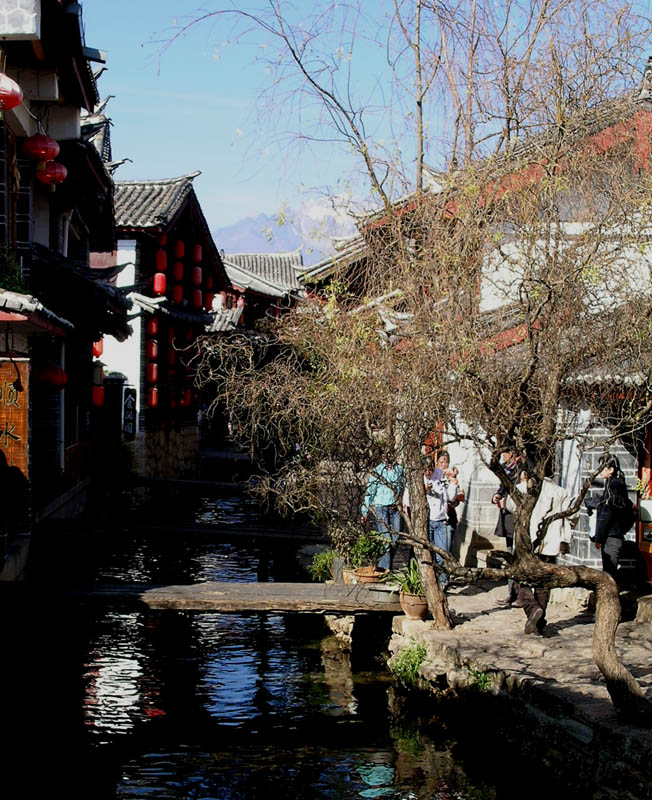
[81,1,369,232]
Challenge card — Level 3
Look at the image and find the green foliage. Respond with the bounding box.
[469,669,492,692]
[385,557,423,595]
[309,549,337,582]
[350,529,387,568]
[0,250,27,293]
[389,643,427,687]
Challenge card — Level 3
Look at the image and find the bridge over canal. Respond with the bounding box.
[83,581,401,614]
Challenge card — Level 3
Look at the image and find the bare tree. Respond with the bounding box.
[183,1,652,719]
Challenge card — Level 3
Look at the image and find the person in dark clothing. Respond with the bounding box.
[492,448,523,605]
[586,455,634,580]
[0,448,29,565]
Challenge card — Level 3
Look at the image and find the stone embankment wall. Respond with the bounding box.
[133,425,201,480]
[389,614,652,800]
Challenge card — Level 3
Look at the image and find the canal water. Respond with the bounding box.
[2,496,520,799]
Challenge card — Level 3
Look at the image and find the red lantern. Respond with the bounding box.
[167,326,176,344]
[185,327,193,343]
[145,317,159,336]
[167,369,176,381]
[146,362,158,385]
[193,289,202,308]
[184,388,192,406]
[206,275,214,290]
[153,272,166,296]
[146,387,158,408]
[205,292,215,311]
[0,73,23,113]
[145,339,158,360]
[192,244,202,264]
[192,266,202,287]
[172,284,183,304]
[155,249,167,272]
[175,240,185,259]
[32,360,67,388]
[23,133,59,162]
[92,339,103,358]
[168,348,176,366]
[35,161,67,190]
[172,260,184,281]
[92,385,105,407]
[158,232,167,246]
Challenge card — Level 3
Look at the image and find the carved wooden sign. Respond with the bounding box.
[0,359,29,477]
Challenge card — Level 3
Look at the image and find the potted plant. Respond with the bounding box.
[350,529,389,583]
[309,549,337,582]
[388,558,428,619]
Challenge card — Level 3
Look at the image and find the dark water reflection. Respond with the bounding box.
[1,508,497,800]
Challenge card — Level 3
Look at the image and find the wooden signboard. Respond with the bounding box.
[123,387,137,441]
[0,359,29,477]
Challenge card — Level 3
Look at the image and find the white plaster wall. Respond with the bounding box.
[0,0,40,39]
[102,241,142,416]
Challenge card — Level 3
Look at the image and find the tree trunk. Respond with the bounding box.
[406,467,451,629]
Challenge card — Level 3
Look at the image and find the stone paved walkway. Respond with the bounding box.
[400,580,652,725]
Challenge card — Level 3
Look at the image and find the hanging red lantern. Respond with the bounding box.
[92,339,103,358]
[205,275,214,290]
[92,385,105,407]
[204,292,215,311]
[23,133,59,162]
[168,348,176,366]
[153,272,166,296]
[172,261,184,281]
[32,360,67,389]
[0,73,23,114]
[158,232,167,246]
[185,327,193,343]
[192,266,202,287]
[172,284,183,304]
[145,339,158,360]
[146,362,158,385]
[146,387,158,408]
[167,369,176,381]
[193,289,202,308]
[155,249,167,272]
[183,388,192,406]
[175,240,185,259]
[167,327,176,344]
[192,244,202,264]
[145,317,159,336]
[35,161,67,190]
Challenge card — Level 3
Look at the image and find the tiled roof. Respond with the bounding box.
[114,172,201,231]
[130,292,242,332]
[0,289,73,331]
[223,250,304,292]
[223,261,285,298]
[298,235,369,283]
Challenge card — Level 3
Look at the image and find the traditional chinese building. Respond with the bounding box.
[0,0,131,579]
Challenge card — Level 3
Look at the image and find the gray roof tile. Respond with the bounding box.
[115,172,201,230]
[224,250,304,291]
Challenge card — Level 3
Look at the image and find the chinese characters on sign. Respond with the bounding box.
[0,360,29,476]
[123,387,137,441]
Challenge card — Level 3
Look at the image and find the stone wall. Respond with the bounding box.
[136,424,201,480]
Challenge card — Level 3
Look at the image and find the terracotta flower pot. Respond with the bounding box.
[399,592,428,620]
[353,565,387,584]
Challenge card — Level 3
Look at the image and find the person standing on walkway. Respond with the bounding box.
[361,454,405,571]
[506,474,575,635]
[493,446,523,606]
[586,455,634,580]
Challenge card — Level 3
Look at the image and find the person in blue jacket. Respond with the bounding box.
[360,455,405,570]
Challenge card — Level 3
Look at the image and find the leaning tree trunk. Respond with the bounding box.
[405,467,451,629]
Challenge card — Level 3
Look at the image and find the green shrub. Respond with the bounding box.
[350,529,387,568]
[385,557,423,594]
[389,643,427,686]
[309,549,337,582]
[469,669,492,692]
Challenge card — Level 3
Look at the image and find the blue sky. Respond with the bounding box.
[81,1,367,230]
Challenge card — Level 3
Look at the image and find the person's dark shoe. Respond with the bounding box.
[524,607,544,634]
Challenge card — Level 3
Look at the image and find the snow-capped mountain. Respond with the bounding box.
[213,197,358,266]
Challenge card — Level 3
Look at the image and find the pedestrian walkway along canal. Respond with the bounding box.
[1,495,603,799]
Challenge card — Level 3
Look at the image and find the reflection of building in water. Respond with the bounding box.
[320,635,358,715]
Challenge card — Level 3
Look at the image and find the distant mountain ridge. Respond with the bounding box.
[213,200,357,267]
